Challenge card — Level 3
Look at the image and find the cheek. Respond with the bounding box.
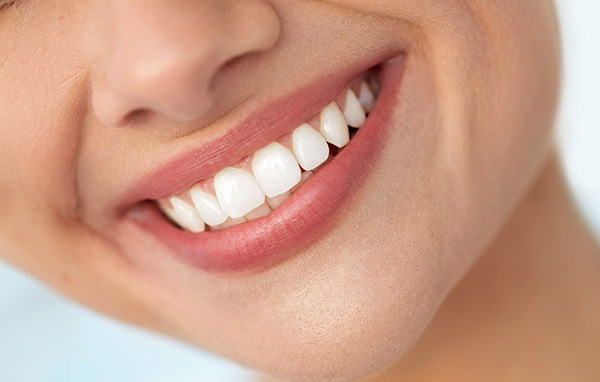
[454,0,560,252]
[242,4,560,377]
[0,5,87,269]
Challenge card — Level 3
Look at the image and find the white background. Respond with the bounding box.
[1,2,598,381]
[556,0,600,234]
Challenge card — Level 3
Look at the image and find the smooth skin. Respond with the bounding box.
[0,1,599,381]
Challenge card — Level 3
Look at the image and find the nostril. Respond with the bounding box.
[92,92,148,128]
[222,55,245,71]
[91,0,281,128]
[122,109,150,127]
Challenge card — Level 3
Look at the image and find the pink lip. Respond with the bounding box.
[119,51,400,208]
[127,56,405,273]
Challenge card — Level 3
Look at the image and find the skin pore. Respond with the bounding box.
[0,0,599,381]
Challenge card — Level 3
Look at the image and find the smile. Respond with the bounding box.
[157,72,380,232]
[128,56,405,272]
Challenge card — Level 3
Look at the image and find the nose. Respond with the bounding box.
[90,0,280,127]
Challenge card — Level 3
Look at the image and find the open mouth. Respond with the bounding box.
[156,71,381,233]
[128,56,405,273]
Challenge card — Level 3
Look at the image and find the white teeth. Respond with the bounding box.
[343,89,366,128]
[319,102,349,148]
[214,167,266,219]
[358,82,375,113]
[252,142,301,198]
[292,124,330,171]
[168,196,206,233]
[189,185,228,226]
[157,200,180,223]
[159,73,381,232]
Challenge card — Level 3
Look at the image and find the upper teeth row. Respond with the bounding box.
[158,77,380,233]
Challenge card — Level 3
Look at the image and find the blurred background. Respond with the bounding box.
[1,1,598,381]
[556,0,600,234]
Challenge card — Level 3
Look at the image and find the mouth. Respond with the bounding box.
[158,69,381,231]
[127,55,405,273]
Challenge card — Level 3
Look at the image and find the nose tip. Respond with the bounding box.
[91,0,280,128]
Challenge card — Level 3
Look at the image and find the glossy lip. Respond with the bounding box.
[127,55,405,273]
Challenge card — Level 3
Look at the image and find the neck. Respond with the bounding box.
[368,152,600,381]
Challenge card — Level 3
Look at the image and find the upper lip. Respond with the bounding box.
[116,49,399,216]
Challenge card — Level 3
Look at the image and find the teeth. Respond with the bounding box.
[169,196,206,233]
[158,71,381,232]
[252,142,301,198]
[358,82,375,113]
[343,89,366,128]
[319,102,349,148]
[157,200,180,223]
[189,185,228,226]
[214,167,266,219]
[292,124,330,171]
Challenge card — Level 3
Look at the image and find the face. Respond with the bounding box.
[0,0,559,381]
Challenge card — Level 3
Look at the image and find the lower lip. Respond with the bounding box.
[131,56,405,273]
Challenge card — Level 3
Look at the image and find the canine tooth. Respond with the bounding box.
[157,200,179,223]
[252,142,301,198]
[214,167,265,219]
[189,186,228,226]
[343,89,366,128]
[319,102,349,148]
[358,82,375,113]
[245,203,272,221]
[266,191,291,209]
[169,196,205,233]
[292,124,330,171]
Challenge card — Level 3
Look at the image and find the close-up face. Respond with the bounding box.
[0,1,560,381]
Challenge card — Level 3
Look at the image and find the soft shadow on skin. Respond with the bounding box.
[258,153,600,382]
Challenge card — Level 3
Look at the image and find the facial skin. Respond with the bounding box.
[0,1,563,381]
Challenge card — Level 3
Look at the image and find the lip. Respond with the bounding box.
[118,51,401,209]
[126,55,405,273]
